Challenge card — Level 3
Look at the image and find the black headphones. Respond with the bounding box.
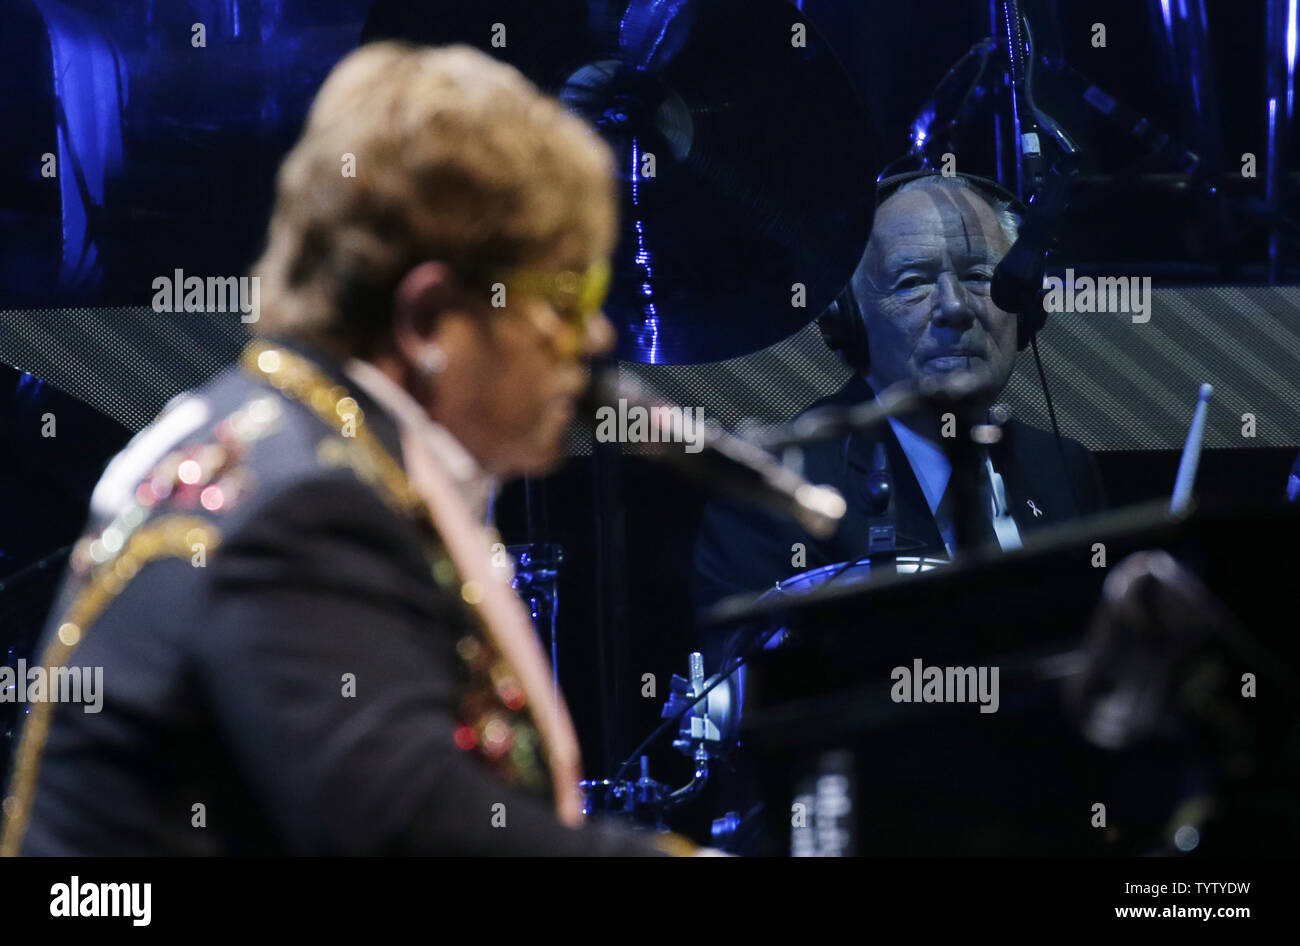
[817,170,1045,373]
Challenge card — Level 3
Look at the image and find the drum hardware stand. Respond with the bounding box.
[579,650,733,829]
[864,441,897,557]
[506,541,564,713]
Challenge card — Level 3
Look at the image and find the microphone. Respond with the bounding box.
[580,369,847,539]
[748,384,922,451]
[1000,0,1045,200]
[991,168,1071,318]
[992,3,1076,320]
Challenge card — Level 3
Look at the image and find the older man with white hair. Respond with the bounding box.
[694,172,1106,610]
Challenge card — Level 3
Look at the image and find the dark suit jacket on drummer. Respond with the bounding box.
[4,339,661,856]
[693,374,1107,615]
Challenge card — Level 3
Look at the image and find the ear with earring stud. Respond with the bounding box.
[416,344,447,377]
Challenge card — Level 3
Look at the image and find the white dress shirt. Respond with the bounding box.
[876,393,1022,555]
[344,358,496,523]
[343,357,585,823]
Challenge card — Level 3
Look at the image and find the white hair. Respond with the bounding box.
[891,174,1021,246]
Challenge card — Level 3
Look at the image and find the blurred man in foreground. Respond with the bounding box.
[3,42,685,856]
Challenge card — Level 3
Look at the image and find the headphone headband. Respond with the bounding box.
[875,170,1026,217]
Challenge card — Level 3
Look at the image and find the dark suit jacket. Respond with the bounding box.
[5,340,659,856]
[693,375,1107,612]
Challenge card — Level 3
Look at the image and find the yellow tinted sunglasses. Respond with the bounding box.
[491,259,612,337]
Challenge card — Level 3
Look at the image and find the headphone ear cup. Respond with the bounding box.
[844,288,870,373]
[817,285,871,373]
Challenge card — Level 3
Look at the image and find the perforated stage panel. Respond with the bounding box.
[3,284,1300,452]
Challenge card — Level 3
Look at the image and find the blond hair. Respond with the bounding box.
[251,41,617,355]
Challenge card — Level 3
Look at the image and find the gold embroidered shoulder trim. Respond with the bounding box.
[238,341,554,799]
[240,341,425,519]
[0,517,221,857]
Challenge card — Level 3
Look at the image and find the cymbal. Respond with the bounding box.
[362,0,875,364]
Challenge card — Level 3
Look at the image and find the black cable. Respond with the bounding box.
[1017,10,1083,519]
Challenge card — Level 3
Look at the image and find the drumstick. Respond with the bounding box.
[1171,383,1213,515]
